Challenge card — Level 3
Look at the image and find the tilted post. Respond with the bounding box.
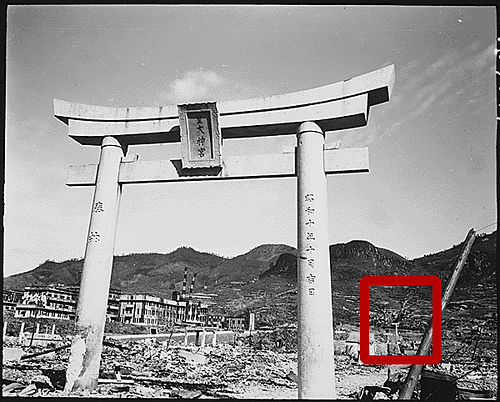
[297,121,336,399]
[65,136,125,393]
[398,229,476,399]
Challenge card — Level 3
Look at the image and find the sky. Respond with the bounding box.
[4,5,497,278]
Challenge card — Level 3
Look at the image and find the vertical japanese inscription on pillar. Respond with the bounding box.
[304,193,316,296]
[93,201,104,213]
[178,102,221,169]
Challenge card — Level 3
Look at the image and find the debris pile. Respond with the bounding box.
[3,335,497,399]
[345,361,498,401]
[3,338,300,398]
[249,327,297,352]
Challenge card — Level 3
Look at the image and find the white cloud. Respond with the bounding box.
[387,41,495,130]
[158,67,293,107]
[335,122,383,148]
[160,70,224,104]
[474,43,495,70]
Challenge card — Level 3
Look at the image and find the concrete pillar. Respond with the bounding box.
[201,329,206,348]
[212,331,217,347]
[35,323,40,335]
[65,136,125,393]
[19,322,25,343]
[296,121,336,399]
[52,324,56,336]
[184,328,189,346]
[3,321,7,338]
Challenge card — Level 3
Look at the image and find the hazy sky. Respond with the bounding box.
[4,5,497,277]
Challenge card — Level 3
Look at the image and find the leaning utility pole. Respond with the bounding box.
[398,228,476,399]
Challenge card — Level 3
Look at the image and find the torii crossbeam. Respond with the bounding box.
[55,65,395,398]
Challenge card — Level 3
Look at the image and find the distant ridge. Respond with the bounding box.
[4,231,496,329]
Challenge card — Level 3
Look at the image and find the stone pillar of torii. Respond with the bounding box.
[54,65,395,398]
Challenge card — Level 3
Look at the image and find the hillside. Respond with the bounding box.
[4,231,496,337]
[208,244,296,286]
[4,247,227,296]
[110,247,226,294]
[206,231,497,335]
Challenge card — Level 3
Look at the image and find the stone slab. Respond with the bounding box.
[177,349,207,364]
[55,65,395,146]
[67,148,369,186]
[3,347,24,361]
[64,94,369,144]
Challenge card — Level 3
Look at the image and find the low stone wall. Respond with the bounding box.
[20,332,63,347]
[334,340,416,358]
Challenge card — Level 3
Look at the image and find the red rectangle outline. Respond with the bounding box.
[360,276,442,365]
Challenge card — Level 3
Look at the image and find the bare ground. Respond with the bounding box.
[3,337,497,399]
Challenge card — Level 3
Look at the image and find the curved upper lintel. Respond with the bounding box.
[55,65,394,146]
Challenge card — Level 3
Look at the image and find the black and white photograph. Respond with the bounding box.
[3,5,497,399]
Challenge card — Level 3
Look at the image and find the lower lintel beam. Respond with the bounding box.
[66,148,369,187]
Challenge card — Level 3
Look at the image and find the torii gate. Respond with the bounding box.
[54,65,394,398]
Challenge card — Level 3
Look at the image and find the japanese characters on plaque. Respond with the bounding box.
[178,102,221,169]
[304,193,316,296]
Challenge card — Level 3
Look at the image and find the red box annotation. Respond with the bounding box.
[359,276,442,365]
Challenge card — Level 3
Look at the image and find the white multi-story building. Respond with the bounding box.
[14,285,78,320]
[12,284,121,321]
[3,289,24,312]
[118,293,208,326]
[8,285,210,327]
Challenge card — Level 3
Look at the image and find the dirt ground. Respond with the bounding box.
[3,337,497,399]
[233,362,390,399]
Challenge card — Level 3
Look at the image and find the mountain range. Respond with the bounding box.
[4,231,496,332]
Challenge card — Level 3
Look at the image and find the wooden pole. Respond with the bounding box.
[398,229,476,399]
[471,325,483,361]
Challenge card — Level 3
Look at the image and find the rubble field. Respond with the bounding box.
[3,334,497,399]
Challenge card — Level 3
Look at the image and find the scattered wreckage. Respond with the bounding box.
[3,332,301,398]
[2,230,496,399]
[355,230,495,400]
